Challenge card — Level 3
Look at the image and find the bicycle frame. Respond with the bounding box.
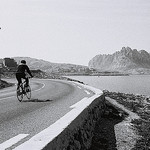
[16,77,31,102]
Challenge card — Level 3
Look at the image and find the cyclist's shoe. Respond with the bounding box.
[17,90,19,95]
[24,84,28,87]
[17,90,22,95]
[22,90,26,94]
[26,88,30,92]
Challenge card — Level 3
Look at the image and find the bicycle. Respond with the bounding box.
[16,77,31,102]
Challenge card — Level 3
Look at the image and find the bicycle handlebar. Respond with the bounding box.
[26,76,33,79]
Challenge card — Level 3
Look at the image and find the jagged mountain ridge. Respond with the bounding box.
[13,57,89,74]
[88,47,150,74]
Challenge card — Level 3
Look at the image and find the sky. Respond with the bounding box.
[0,0,150,66]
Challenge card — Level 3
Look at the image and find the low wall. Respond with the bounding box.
[14,82,105,150]
[43,94,105,150]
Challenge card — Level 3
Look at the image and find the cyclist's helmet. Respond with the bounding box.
[21,60,26,64]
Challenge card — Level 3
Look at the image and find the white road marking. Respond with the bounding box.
[71,81,102,95]
[0,91,16,96]
[84,90,90,95]
[71,83,76,86]
[0,89,15,94]
[70,97,88,108]
[0,83,45,101]
[33,83,45,92]
[77,86,82,89]
[0,134,29,150]
[0,96,15,101]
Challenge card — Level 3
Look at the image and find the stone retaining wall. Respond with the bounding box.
[43,94,105,150]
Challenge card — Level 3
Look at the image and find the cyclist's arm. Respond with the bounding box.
[26,66,33,77]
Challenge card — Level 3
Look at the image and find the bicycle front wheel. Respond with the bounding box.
[17,86,23,102]
[25,85,31,100]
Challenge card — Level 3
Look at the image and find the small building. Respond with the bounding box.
[0,59,3,80]
[0,59,4,68]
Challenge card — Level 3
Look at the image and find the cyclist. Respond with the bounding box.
[16,60,33,89]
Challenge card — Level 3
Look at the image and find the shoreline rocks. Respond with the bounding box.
[103,90,150,150]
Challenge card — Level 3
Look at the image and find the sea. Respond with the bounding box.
[67,75,150,96]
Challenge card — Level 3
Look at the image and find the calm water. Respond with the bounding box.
[68,75,150,96]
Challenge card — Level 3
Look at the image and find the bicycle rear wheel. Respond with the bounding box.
[17,86,23,102]
[25,85,31,99]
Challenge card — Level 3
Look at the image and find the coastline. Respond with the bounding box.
[66,75,150,96]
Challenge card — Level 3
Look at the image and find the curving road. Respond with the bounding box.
[0,78,94,149]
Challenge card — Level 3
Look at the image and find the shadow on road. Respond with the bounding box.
[89,103,127,150]
[22,99,53,102]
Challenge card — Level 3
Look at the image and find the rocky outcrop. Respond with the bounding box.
[88,47,150,74]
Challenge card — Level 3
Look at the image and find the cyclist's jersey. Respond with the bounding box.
[16,63,33,77]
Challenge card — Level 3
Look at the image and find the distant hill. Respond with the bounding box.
[88,47,150,74]
[13,57,90,75]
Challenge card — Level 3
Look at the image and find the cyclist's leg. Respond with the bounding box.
[26,77,29,86]
[22,74,29,86]
[16,73,22,89]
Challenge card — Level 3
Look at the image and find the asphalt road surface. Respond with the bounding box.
[0,78,94,149]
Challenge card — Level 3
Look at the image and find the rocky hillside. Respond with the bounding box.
[88,47,150,74]
[13,57,90,75]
